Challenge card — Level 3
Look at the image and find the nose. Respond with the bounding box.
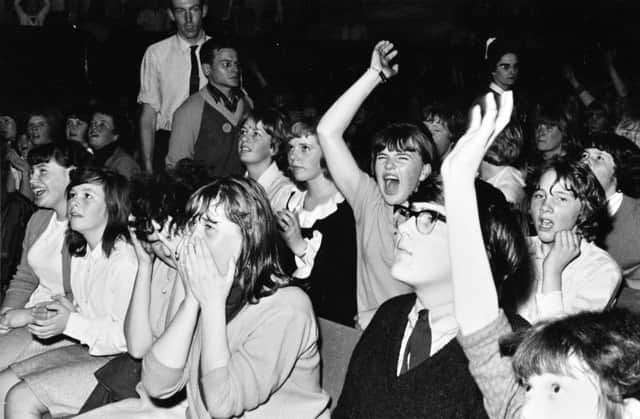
[384,157,396,170]
[186,10,193,23]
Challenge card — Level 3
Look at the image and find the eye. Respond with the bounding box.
[551,383,560,393]
[68,191,76,198]
[85,193,93,199]
[532,191,544,200]
[397,155,410,162]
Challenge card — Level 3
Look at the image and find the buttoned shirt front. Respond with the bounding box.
[137,33,210,131]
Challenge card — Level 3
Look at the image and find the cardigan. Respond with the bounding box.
[142,286,330,418]
[334,293,489,419]
[605,194,640,281]
[2,209,71,310]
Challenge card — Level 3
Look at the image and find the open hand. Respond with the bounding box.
[370,40,399,79]
[543,230,582,275]
[441,91,513,182]
[276,209,306,256]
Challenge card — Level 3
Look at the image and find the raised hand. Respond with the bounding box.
[276,209,306,257]
[441,91,513,182]
[370,40,399,79]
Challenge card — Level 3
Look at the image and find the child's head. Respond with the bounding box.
[238,108,290,170]
[421,103,465,158]
[28,142,93,212]
[184,176,287,305]
[392,177,530,311]
[534,105,579,160]
[371,122,439,206]
[67,166,131,257]
[484,121,524,167]
[513,309,640,419]
[287,119,332,184]
[528,158,606,244]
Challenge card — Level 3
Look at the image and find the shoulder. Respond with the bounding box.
[373,293,415,322]
[108,239,138,266]
[577,242,621,276]
[260,286,314,316]
[175,93,204,115]
[143,35,176,57]
[26,209,55,237]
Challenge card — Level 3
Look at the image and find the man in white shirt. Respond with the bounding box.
[138,0,209,173]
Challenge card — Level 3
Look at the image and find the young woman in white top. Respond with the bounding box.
[0,167,137,419]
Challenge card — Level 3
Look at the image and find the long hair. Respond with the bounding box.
[512,309,640,419]
[66,166,131,257]
[584,133,640,198]
[183,176,288,305]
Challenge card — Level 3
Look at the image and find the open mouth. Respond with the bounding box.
[537,217,554,231]
[382,174,400,195]
[31,186,46,199]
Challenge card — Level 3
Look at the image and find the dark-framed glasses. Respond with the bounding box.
[393,205,446,235]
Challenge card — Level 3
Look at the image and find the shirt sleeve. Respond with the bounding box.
[137,46,161,112]
[199,304,317,418]
[291,231,323,279]
[63,250,138,356]
[536,255,622,321]
[457,312,523,419]
[141,348,189,399]
[348,171,378,222]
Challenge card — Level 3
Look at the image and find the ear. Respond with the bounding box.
[419,163,432,182]
[167,8,175,22]
[202,63,212,77]
[112,133,120,143]
[202,3,208,17]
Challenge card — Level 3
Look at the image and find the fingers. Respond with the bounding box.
[52,295,74,311]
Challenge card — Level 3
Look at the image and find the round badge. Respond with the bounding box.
[222,122,232,133]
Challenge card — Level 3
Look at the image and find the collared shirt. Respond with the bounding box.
[396,299,459,376]
[608,191,624,216]
[64,240,138,356]
[253,162,299,212]
[489,82,506,94]
[518,236,622,323]
[137,33,210,131]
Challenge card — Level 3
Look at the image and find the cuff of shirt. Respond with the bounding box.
[293,231,323,279]
[63,311,89,341]
[535,291,563,320]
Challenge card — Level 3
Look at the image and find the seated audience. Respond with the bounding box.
[76,166,210,418]
[278,119,357,327]
[582,133,640,285]
[0,142,91,369]
[238,107,297,211]
[166,39,252,175]
[316,41,439,329]
[441,94,640,419]
[334,116,530,417]
[479,121,526,205]
[88,105,140,179]
[0,166,138,419]
[519,158,621,323]
[141,177,330,418]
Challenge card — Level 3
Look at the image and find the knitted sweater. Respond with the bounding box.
[334,293,489,419]
[605,194,640,280]
[2,210,71,310]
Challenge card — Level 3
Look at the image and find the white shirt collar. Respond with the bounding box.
[489,82,506,94]
[175,33,207,53]
[255,162,281,190]
[607,191,624,215]
[407,299,458,336]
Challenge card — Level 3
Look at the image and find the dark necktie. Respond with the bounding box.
[400,309,431,374]
[189,45,199,95]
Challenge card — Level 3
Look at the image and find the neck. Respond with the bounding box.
[413,280,454,310]
[605,183,618,200]
[210,82,232,98]
[83,226,105,251]
[53,201,68,221]
[542,147,563,161]
[246,159,272,181]
[179,31,203,46]
[479,161,503,180]
[305,175,337,204]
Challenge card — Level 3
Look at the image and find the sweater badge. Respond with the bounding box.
[222,123,232,133]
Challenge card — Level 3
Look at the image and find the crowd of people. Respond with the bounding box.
[2,0,640,417]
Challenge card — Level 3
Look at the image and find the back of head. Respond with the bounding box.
[484,121,524,167]
[28,141,93,168]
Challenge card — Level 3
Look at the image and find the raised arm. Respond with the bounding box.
[140,104,157,174]
[562,64,596,107]
[441,92,512,336]
[605,50,628,98]
[316,40,398,200]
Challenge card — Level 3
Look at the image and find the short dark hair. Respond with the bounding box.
[90,103,129,138]
[408,177,532,312]
[27,106,64,142]
[371,122,440,174]
[199,39,238,66]
[528,158,607,242]
[512,309,640,419]
[27,141,93,168]
[66,166,131,257]
[485,39,519,73]
[421,102,466,142]
[584,133,640,198]
[484,121,524,166]
[183,176,288,306]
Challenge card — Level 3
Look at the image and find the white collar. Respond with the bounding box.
[175,33,208,52]
[408,298,458,335]
[292,190,345,229]
[607,191,624,216]
[255,162,282,189]
[489,82,506,94]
